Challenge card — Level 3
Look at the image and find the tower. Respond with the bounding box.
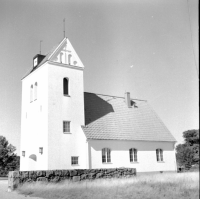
[20,38,86,170]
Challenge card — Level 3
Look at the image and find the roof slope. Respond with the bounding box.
[82,92,176,142]
[22,40,61,79]
[22,37,84,79]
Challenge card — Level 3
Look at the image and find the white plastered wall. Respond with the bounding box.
[47,63,87,170]
[20,64,49,171]
[88,140,177,172]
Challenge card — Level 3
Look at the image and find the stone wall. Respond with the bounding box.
[8,168,136,190]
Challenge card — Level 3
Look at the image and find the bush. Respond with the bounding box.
[0,136,20,176]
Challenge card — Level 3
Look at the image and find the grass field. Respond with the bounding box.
[18,172,199,199]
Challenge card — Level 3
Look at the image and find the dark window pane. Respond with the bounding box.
[156,149,159,161]
[107,149,111,162]
[134,149,137,162]
[63,78,69,95]
[63,121,70,133]
[71,157,78,165]
[160,149,163,161]
[129,149,133,162]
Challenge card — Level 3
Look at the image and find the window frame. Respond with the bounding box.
[63,121,71,133]
[30,85,33,103]
[63,78,70,96]
[102,148,111,163]
[156,149,164,162]
[71,156,79,165]
[34,82,38,101]
[129,148,138,163]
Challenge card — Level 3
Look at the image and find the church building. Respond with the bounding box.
[20,37,177,173]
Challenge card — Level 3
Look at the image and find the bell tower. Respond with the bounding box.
[47,38,85,170]
[20,38,86,171]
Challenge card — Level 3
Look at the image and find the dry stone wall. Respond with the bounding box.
[8,168,136,190]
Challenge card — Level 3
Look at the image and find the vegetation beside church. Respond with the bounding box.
[18,172,199,199]
[176,129,199,170]
[0,136,19,176]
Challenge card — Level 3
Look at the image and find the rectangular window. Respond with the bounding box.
[71,156,78,165]
[102,148,111,163]
[130,148,137,162]
[156,149,163,161]
[63,121,70,133]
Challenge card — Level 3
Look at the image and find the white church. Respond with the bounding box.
[20,37,177,173]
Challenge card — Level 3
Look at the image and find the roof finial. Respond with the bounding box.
[63,18,65,38]
[39,40,42,54]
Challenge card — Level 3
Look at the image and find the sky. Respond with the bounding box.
[0,0,199,154]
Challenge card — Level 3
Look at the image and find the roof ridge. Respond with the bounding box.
[21,37,68,80]
[84,92,147,102]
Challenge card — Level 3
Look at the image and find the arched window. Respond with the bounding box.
[129,148,137,162]
[63,78,69,95]
[156,149,163,161]
[30,85,33,102]
[34,82,37,100]
[68,54,72,65]
[102,148,111,163]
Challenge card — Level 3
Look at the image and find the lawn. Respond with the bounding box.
[18,172,199,199]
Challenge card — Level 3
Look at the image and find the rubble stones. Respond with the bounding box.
[55,170,62,176]
[89,173,96,179]
[81,174,88,180]
[70,170,78,177]
[73,176,80,182]
[8,168,136,189]
[96,173,103,178]
[46,170,54,178]
[50,176,60,183]
[37,177,48,183]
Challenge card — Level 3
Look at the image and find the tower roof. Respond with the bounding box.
[22,37,84,80]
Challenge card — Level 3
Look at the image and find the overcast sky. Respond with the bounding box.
[0,0,199,154]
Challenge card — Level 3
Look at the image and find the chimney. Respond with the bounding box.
[33,54,45,68]
[125,92,131,108]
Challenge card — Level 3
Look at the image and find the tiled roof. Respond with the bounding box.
[82,92,176,142]
[22,38,66,80]
[22,48,56,80]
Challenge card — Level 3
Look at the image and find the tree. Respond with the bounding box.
[183,129,199,146]
[0,136,20,176]
[176,129,199,170]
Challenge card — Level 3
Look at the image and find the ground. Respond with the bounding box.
[0,178,41,199]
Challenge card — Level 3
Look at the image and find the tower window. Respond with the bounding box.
[34,82,38,100]
[63,121,70,133]
[63,78,69,96]
[71,156,78,165]
[30,85,33,102]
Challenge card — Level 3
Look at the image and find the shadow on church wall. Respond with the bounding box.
[84,93,114,125]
